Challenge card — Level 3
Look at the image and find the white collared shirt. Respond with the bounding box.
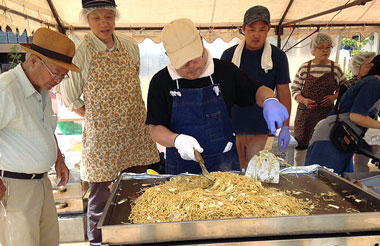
[0,64,57,173]
[167,49,215,80]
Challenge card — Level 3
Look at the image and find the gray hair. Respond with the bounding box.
[79,6,120,24]
[310,33,333,54]
[348,52,377,76]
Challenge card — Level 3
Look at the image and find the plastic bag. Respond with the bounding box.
[245,150,280,183]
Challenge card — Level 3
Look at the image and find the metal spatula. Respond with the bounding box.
[193,149,215,186]
[264,134,275,151]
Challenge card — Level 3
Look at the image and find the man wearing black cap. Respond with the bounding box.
[60,1,159,245]
[0,27,79,246]
[221,6,292,170]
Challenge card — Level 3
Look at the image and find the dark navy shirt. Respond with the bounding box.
[221,44,290,134]
[334,76,380,118]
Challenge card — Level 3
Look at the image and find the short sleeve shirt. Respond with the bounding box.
[0,65,57,173]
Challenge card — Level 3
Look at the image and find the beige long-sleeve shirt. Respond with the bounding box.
[60,31,140,111]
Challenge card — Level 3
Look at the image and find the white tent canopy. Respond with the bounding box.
[1,0,380,43]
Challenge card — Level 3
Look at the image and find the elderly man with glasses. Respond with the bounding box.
[0,27,80,246]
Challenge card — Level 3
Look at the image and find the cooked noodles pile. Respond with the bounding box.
[129,172,312,224]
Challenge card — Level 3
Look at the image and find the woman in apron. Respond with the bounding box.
[60,1,159,245]
[291,33,346,166]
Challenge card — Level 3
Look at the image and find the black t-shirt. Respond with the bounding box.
[146,58,263,128]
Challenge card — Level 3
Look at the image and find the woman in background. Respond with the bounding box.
[291,33,346,166]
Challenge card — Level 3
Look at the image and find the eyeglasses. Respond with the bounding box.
[179,53,204,69]
[316,46,332,51]
[40,59,69,81]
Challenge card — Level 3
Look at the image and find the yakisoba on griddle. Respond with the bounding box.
[129,172,312,224]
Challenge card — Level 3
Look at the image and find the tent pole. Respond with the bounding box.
[276,0,294,48]
[335,33,343,64]
[282,0,373,26]
[46,0,65,34]
[284,27,320,53]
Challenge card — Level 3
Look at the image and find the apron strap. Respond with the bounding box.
[210,76,214,85]
[330,61,334,72]
[307,60,312,77]
[84,34,97,57]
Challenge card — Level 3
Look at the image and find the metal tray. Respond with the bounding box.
[99,168,380,245]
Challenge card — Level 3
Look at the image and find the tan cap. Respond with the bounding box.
[161,18,203,69]
[20,27,80,72]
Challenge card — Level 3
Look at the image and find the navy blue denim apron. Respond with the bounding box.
[165,76,240,175]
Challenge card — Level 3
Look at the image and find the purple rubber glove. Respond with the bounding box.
[263,98,289,135]
[278,126,290,152]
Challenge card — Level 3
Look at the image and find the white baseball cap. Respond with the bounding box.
[161,18,203,69]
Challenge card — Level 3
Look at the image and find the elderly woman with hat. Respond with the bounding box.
[291,33,346,166]
[0,27,79,246]
[305,55,380,175]
[59,0,159,245]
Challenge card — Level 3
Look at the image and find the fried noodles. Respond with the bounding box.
[129,172,312,224]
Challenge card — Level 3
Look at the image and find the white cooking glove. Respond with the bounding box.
[174,134,204,161]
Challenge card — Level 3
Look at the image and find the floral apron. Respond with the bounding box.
[81,35,159,182]
[294,60,337,149]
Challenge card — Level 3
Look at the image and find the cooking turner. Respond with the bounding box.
[193,149,215,186]
[264,134,275,151]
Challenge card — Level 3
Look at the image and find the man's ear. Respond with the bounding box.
[29,54,39,65]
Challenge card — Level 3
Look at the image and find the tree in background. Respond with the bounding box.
[9,44,22,68]
[342,36,370,57]
[342,36,371,79]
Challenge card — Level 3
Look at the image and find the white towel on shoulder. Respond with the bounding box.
[231,39,273,73]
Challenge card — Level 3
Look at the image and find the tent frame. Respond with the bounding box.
[0,0,378,48]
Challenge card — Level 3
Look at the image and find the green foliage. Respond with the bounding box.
[342,37,370,56]
[342,35,372,79]
[9,44,22,68]
[344,67,352,80]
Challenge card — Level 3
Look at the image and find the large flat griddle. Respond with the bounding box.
[98,168,380,245]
